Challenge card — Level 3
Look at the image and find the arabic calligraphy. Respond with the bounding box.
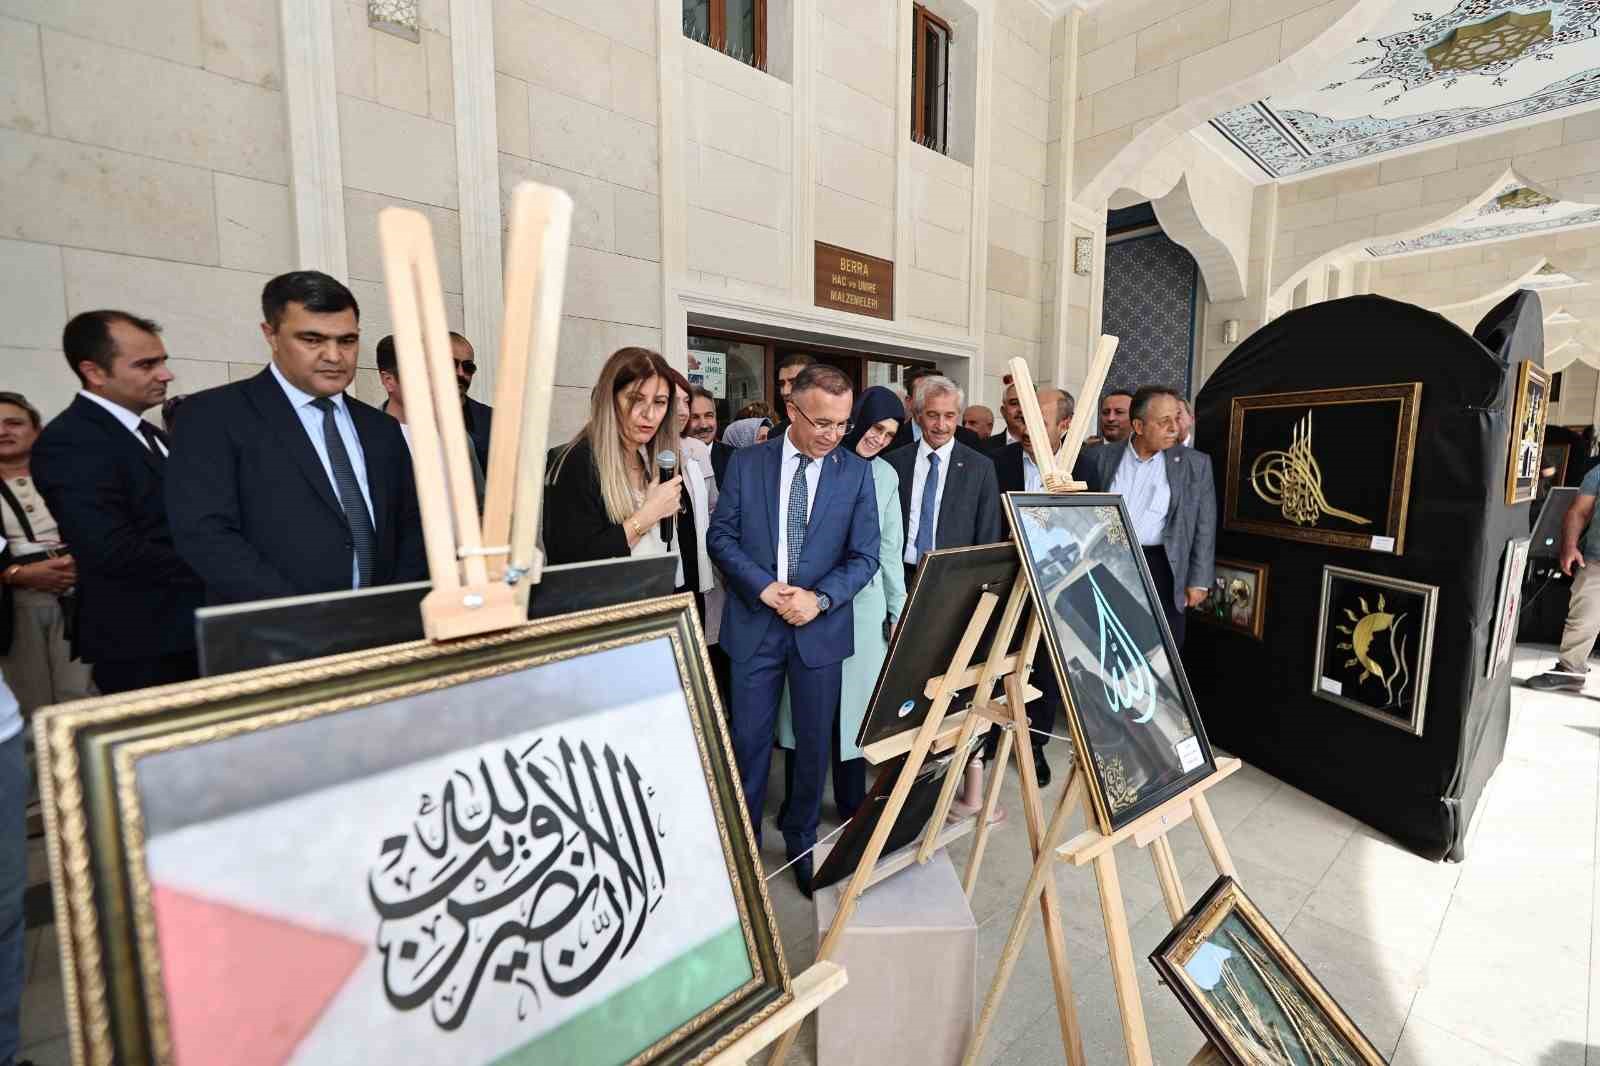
[1250,412,1371,528]
[1088,570,1156,724]
[369,737,667,1030]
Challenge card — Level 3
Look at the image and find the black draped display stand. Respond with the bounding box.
[1188,292,1541,861]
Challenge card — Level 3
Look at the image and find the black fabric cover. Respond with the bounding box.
[1189,292,1538,861]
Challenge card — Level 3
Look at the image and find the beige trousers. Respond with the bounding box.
[0,590,94,714]
[1558,563,1600,674]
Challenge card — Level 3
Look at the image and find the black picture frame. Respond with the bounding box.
[1005,493,1217,834]
[1312,565,1439,736]
[811,751,957,891]
[1530,486,1580,561]
[1224,383,1423,554]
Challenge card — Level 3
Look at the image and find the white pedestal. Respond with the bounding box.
[812,847,977,1066]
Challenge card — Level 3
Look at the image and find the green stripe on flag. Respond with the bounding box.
[492,924,754,1066]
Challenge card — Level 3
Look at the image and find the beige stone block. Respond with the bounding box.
[1455,119,1561,166]
[987,243,1043,300]
[494,0,612,108]
[987,288,1041,342]
[426,30,454,123]
[199,0,281,88]
[62,249,268,359]
[339,94,459,208]
[0,16,45,134]
[530,83,659,193]
[332,0,376,100]
[687,205,785,292]
[991,117,1047,184]
[166,356,232,397]
[0,240,63,350]
[995,72,1049,144]
[910,140,971,187]
[1135,0,1228,74]
[913,220,968,281]
[819,11,895,109]
[214,173,294,276]
[614,187,660,262]
[988,201,1045,261]
[693,144,789,230]
[818,131,894,207]
[610,43,657,125]
[1077,34,1135,99]
[554,314,663,389]
[1279,0,1346,56]
[44,30,288,184]
[0,347,76,419]
[1288,216,1376,258]
[996,23,1049,100]
[499,153,615,252]
[1177,24,1280,102]
[228,360,267,383]
[1336,178,1421,222]
[496,73,531,158]
[818,0,894,52]
[1417,161,1514,211]
[528,0,655,57]
[1550,172,1600,204]
[1072,127,1133,193]
[990,161,1046,222]
[687,76,789,172]
[998,0,1050,49]
[684,37,791,113]
[347,277,463,365]
[815,186,893,260]
[0,130,218,263]
[914,171,971,232]
[1229,0,1326,38]
[374,27,430,116]
[345,188,462,291]
[1091,63,1176,136]
[0,0,202,67]
[1284,163,1379,204]
[1374,143,1458,185]
[816,74,895,156]
[1091,0,1194,49]
[547,383,590,441]
[900,267,968,329]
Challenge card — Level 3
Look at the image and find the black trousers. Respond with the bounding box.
[1142,545,1186,649]
[91,651,199,696]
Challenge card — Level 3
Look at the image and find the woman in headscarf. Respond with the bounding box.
[722,416,770,449]
[777,385,907,820]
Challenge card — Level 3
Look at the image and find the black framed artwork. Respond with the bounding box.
[1506,361,1552,504]
[1225,383,1423,554]
[1312,566,1439,736]
[812,751,957,891]
[1005,493,1217,834]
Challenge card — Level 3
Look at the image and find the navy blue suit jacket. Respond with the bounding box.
[708,437,879,668]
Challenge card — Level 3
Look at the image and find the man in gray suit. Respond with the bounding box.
[1073,386,1215,648]
[886,375,1002,592]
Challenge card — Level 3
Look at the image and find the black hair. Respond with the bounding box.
[61,310,162,385]
[778,352,816,372]
[376,334,398,375]
[0,392,41,430]
[261,270,359,329]
[690,385,716,403]
[791,364,853,398]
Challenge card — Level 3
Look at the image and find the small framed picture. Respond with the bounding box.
[1190,559,1268,641]
[1312,566,1439,736]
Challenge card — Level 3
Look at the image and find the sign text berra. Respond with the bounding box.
[814,241,894,321]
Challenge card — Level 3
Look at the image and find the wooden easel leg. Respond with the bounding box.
[919,711,985,862]
[1095,848,1154,1066]
[962,769,1085,1066]
[1149,832,1187,923]
[962,725,1011,898]
[1190,793,1237,878]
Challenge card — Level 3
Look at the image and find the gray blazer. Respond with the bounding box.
[1073,441,1217,610]
[885,439,1002,552]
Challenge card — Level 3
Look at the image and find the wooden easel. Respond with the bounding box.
[961,344,1244,1066]
[380,183,848,1060]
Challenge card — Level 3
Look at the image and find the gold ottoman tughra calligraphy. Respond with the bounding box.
[1249,411,1371,529]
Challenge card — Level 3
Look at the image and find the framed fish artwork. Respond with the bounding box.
[35,595,789,1066]
[1224,383,1423,554]
[1004,493,1217,834]
[1506,361,1552,504]
[1151,877,1388,1066]
[1312,566,1439,736]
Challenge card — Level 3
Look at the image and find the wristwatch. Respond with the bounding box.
[815,592,831,613]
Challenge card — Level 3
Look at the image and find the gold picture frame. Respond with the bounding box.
[1506,360,1553,504]
[1225,383,1423,554]
[37,595,789,1066]
[1151,877,1388,1066]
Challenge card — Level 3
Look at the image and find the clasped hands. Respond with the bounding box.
[760,582,822,626]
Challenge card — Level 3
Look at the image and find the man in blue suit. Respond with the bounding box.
[709,364,879,897]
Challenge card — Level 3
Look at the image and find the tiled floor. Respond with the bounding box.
[14,643,1599,1064]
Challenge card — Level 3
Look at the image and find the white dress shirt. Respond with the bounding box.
[1022,449,1044,493]
[903,437,955,564]
[270,362,375,588]
[775,429,822,585]
[1111,444,1171,547]
[78,390,167,456]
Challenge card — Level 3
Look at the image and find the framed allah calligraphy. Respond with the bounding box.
[1224,383,1423,554]
[34,596,789,1066]
[1506,360,1552,504]
[1005,493,1217,833]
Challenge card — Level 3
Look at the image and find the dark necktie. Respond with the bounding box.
[310,397,377,587]
[137,422,167,459]
[786,455,812,578]
[915,451,940,561]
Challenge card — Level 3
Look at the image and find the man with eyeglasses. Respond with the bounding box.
[708,364,879,899]
[449,332,494,474]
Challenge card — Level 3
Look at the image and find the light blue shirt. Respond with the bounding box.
[269,362,375,588]
[911,422,923,444]
[1111,444,1170,547]
[775,429,821,585]
[0,670,18,745]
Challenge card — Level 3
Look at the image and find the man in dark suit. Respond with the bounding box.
[886,375,1002,591]
[32,311,205,694]
[450,332,493,474]
[1073,386,1216,647]
[708,364,879,897]
[167,271,427,606]
[889,365,983,452]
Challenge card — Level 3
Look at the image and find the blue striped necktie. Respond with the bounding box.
[311,397,377,587]
[915,451,940,561]
[787,455,812,577]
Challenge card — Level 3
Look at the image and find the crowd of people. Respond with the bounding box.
[0,269,1219,1060]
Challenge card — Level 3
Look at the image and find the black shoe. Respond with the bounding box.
[1527,670,1587,692]
[1032,748,1052,789]
[791,854,814,899]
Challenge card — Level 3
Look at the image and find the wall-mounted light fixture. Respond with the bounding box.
[1073,237,1093,276]
[1222,319,1239,344]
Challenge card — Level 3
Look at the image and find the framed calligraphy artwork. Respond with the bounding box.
[1189,559,1268,641]
[1313,566,1439,736]
[1005,493,1217,834]
[1151,877,1388,1066]
[1506,361,1553,504]
[35,595,788,1066]
[1224,383,1423,554]
[1487,538,1531,679]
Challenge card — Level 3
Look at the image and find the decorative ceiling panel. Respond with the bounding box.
[1210,1,1600,179]
[1366,181,1600,253]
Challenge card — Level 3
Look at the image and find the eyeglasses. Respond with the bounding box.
[454,359,477,376]
[791,403,852,438]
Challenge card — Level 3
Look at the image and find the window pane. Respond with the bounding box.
[683,0,710,43]
[689,336,766,433]
[728,0,758,61]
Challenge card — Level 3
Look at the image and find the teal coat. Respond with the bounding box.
[779,458,906,759]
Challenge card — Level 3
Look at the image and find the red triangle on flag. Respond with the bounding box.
[152,884,367,1066]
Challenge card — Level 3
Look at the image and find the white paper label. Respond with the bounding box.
[1370,535,1396,553]
[1175,736,1203,773]
[1319,676,1343,695]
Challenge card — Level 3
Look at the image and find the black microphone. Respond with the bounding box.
[656,450,678,545]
